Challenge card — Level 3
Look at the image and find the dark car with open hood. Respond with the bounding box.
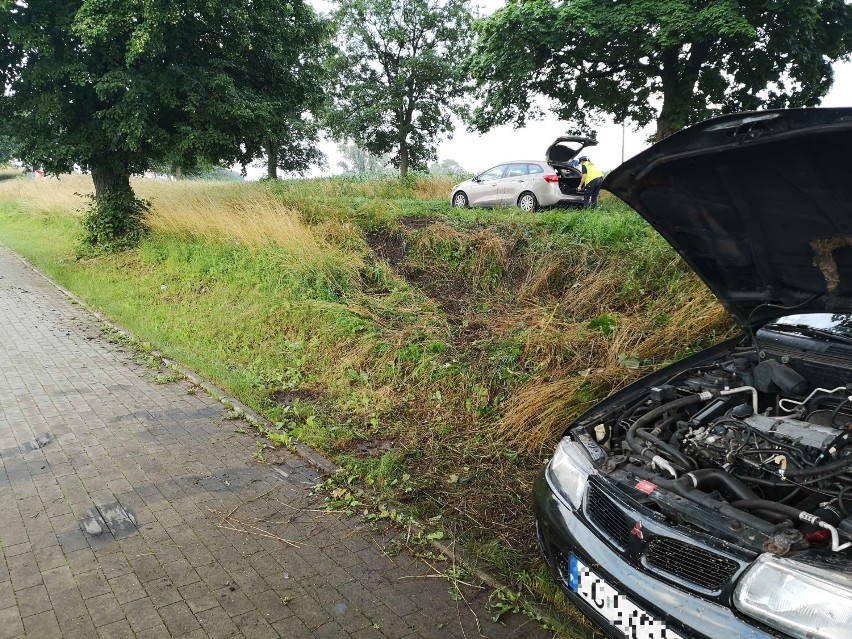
[535,109,852,639]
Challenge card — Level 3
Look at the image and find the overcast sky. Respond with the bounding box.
[437,60,852,175]
[249,0,852,179]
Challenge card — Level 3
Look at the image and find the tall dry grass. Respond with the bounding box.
[141,181,311,247]
[264,175,458,201]
[0,172,91,214]
[0,171,363,283]
[491,269,734,455]
[138,180,365,288]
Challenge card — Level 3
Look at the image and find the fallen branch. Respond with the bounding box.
[208,507,301,548]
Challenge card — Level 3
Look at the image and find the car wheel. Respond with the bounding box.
[452,191,469,208]
[518,191,538,212]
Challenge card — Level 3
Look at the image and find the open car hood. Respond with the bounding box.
[603,108,852,328]
[545,135,598,166]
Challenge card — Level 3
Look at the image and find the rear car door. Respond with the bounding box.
[468,164,507,207]
[497,163,531,205]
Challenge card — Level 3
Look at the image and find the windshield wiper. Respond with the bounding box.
[762,323,852,346]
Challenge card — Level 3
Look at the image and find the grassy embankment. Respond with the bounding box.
[0,169,735,632]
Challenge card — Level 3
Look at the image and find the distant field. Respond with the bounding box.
[0,168,734,631]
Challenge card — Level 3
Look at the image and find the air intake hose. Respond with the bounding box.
[626,392,716,456]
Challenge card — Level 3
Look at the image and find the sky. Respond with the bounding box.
[437,60,852,175]
[246,0,852,179]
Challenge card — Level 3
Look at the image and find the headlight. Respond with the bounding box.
[545,438,595,509]
[734,553,852,639]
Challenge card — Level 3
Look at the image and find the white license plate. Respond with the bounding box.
[564,554,684,639]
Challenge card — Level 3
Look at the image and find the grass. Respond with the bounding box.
[0,166,735,633]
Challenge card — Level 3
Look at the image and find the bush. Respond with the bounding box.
[81,191,149,253]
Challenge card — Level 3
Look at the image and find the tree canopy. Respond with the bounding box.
[0,0,328,247]
[329,0,473,179]
[468,0,852,140]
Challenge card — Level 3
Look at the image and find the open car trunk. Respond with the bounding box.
[555,166,582,195]
[546,135,597,197]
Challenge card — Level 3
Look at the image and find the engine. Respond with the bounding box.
[587,352,852,555]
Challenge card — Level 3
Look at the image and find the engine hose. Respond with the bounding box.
[629,466,784,535]
[682,470,788,523]
[684,469,758,501]
[611,401,648,441]
[636,429,697,471]
[736,474,801,503]
[626,392,716,456]
[730,500,807,521]
[781,454,852,479]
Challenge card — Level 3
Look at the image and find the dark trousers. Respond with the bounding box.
[583,177,603,209]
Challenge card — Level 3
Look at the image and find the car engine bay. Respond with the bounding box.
[573,330,852,559]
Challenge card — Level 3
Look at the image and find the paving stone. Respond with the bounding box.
[22,609,62,639]
[15,583,52,617]
[122,597,163,633]
[84,591,125,627]
[157,601,200,636]
[109,571,148,604]
[195,605,240,639]
[96,617,136,639]
[57,614,98,638]
[0,606,25,639]
[76,568,111,599]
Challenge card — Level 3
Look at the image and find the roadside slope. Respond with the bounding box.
[0,172,736,627]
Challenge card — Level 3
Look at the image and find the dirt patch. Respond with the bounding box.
[271,388,321,406]
[365,230,406,265]
[366,222,470,321]
[455,320,488,343]
[402,266,467,318]
[399,217,435,231]
[355,438,397,457]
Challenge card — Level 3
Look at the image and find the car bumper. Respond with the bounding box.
[533,473,784,639]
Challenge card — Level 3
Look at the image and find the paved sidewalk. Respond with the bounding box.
[0,244,550,639]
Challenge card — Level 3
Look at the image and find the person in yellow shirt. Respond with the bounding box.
[576,156,604,209]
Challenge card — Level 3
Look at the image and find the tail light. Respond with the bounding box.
[544,174,560,183]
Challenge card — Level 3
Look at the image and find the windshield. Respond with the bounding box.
[771,313,852,337]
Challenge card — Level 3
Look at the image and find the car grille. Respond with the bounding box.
[584,481,739,592]
[644,537,739,591]
[585,482,632,546]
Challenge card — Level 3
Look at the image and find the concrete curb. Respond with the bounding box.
[9,247,560,632]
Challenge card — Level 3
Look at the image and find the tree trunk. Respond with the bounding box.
[86,165,142,249]
[655,112,677,142]
[399,143,409,180]
[655,48,679,143]
[655,43,711,142]
[175,165,183,180]
[91,166,132,200]
[267,141,278,179]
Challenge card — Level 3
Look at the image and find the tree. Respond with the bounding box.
[260,119,327,180]
[0,135,16,165]
[0,0,327,248]
[336,142,393,176]
[429,158,467,176]
[330,0,473,179]
[468,0,852,141]
[233,8,333,180]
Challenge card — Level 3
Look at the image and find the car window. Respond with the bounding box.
[774,313,852,337]
[527,164,544,174]
[505,164,529,178]
[478,165,507,181]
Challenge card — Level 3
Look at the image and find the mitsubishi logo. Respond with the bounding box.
[630,521,644,540]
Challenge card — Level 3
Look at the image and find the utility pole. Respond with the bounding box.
[621,120,626,164]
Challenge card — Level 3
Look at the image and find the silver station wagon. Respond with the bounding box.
[450,136,598,212]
